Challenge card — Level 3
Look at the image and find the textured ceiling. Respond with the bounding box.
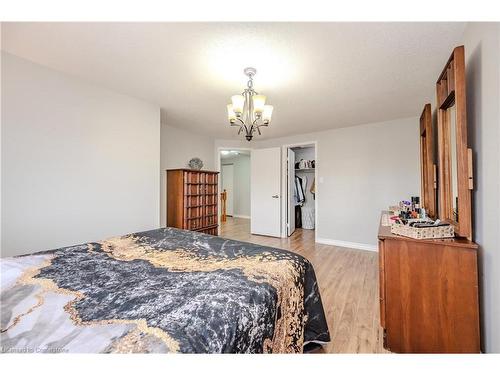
[1,22,466,139]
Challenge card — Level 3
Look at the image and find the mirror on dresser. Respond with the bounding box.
[436,45,473,239]
[419,103,437,218]
[449,103,459,222]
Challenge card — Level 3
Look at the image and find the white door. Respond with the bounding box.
[251,147,281,237]
[221,164,234,216]
[287,148,296,236]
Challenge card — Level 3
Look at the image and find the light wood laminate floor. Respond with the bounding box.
[220,217,388,353]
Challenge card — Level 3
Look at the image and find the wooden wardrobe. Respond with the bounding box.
[166,169,219,235]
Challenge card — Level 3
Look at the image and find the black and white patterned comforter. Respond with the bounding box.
[1,228,330,353]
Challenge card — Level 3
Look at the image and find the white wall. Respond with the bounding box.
[460,22,500,353]
[1,52,160,257]
[214,139,250,156]
[221,153,251,218]
[0,25,3,250]
[254,117,420,249]
[160,124,215,226]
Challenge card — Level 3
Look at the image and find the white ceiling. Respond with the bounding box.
[1,22,466,139]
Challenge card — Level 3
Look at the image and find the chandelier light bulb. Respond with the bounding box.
[262,105,274,123]
[253,95,266,114]
[227,104,236,123]
[231,95,245,114]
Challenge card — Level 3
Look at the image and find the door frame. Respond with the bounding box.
[281,141,318,240]
[287,148,296,236]
[216,147,252,228]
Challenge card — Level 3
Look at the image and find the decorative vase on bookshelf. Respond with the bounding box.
[188,157,203,170]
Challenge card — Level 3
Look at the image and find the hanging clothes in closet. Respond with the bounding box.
[294,175,306,205]
[294,175,307,228]
[300,176,308,201]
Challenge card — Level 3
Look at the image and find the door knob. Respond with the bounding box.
[272,195,279,198]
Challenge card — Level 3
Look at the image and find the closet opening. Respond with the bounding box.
[285,143,317,238]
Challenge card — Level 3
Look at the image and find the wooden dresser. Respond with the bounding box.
[378,211,480,353]
[166,169,219,235]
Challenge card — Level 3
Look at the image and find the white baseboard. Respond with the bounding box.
[232,214,251,219]
[315,237,377,252]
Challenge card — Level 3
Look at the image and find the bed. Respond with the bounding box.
[0,228,330,353]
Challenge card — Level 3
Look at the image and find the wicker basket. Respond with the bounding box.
[301,207,315,230]
[390,223,454,240]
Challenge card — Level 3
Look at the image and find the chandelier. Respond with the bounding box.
[226,67,273,141]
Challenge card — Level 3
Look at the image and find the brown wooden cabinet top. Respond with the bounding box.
[378,211,478,249]
[166,168,219,174]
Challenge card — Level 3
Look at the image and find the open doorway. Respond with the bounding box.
[285,143,317,238]
[218,149,251,236]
